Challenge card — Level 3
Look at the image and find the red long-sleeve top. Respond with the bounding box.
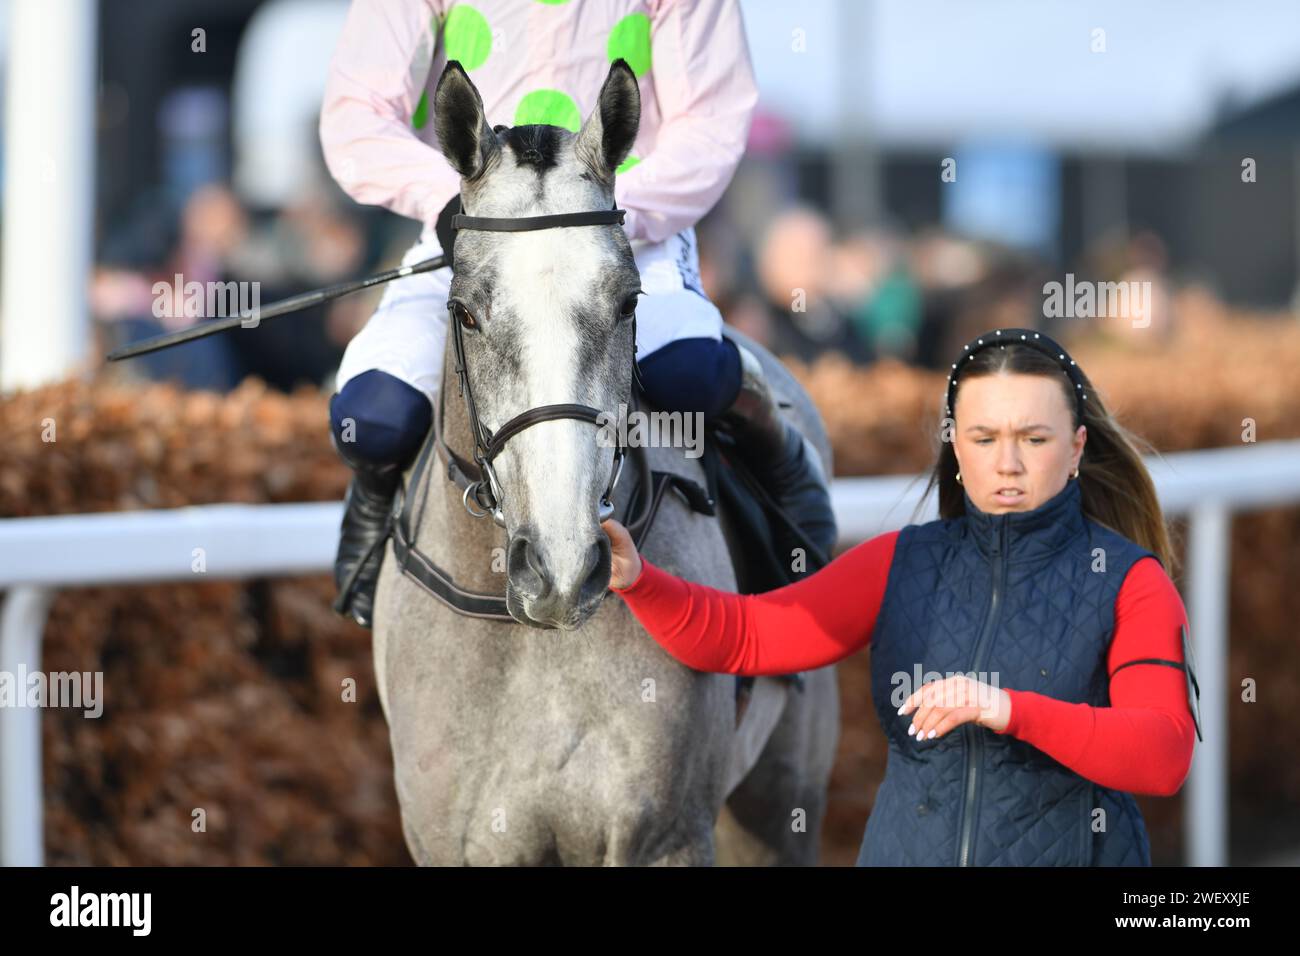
[612,531,1197,797]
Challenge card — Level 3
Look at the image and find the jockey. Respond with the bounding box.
[320,0,837,628]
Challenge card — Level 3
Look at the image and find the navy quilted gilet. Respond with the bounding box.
[857,477,1157,866]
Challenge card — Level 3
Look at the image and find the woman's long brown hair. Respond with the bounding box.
[917,343,1177,575]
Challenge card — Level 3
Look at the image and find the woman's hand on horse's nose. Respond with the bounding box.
[601,519,643,590]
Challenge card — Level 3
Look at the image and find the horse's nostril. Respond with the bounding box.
[579,536,612,604]
[525,540,546,579]
[508,532,550,598]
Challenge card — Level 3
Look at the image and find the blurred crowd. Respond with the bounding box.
[93,167,1178,396]
[697,195,1177,374]
[93,180,408,394]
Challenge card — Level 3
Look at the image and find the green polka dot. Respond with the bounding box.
[616,155,640,175]
[443,5,492,71]
[536,0,571,5]
[514,89,582,131]
[607,13,651,77]
[412,91,429,130]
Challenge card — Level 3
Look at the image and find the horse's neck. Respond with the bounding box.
[413,327,509,590]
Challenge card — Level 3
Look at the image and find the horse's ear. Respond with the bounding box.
[433,60,500,181]
[574,58,640,182]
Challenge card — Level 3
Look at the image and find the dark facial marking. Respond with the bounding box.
[500,125,565,174]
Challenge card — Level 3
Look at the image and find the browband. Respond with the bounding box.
[451,207,626,232]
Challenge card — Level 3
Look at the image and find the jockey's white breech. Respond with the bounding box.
[335,223,724,404]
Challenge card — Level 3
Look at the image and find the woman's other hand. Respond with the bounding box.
[601,518,643,590]
[897,675,1011,739]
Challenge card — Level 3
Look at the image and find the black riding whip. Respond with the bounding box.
[104,254,449,362]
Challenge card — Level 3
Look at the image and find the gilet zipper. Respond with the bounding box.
[957,514,1008,866]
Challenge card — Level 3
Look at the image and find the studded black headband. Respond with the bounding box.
[944,327,1088,423]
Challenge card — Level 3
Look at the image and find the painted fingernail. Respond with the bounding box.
[927,730,937,739]
[907,724,915,736]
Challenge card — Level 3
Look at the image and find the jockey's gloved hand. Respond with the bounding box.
[434,193,463,271]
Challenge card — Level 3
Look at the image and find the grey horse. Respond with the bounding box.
[370,59,840,865]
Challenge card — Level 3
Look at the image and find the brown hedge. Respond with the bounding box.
[2,291,1296,865]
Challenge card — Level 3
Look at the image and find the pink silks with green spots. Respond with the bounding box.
[319,0,759,244]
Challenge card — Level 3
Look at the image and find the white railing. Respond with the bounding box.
[0,503,341,868]
[3,440,1300,867]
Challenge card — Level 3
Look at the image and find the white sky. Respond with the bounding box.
[741,0,1300,151]
[11,0,1289,207]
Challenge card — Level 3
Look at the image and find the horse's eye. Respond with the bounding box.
[619,292,642,320]
[452,301,477,329]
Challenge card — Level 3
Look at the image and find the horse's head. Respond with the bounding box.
[432,58,642,630]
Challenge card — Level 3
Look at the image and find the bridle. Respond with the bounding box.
[435,198,632,528]
[389,193,718,624]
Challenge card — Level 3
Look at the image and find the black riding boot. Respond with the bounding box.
[331,434,405,628]
[716,342,838,571]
